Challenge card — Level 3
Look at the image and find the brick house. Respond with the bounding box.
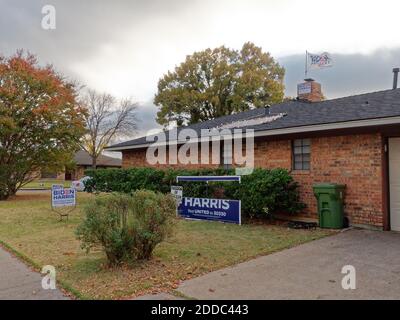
[65,150,122,180]
[41,150,122,181]
[107,77,400,231]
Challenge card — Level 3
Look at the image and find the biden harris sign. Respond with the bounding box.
[178,197,241,225]
[51,187,76,207]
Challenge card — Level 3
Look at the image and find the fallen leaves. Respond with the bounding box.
[0,196,333,299]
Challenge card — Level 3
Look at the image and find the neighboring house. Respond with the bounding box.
[40,150,122,181]
[65,150,122,180]
[106,73,400,231]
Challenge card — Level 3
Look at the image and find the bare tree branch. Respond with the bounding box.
[80,90,137,168]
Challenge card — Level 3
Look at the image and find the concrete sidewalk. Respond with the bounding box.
[0,247,69,300]
[176,229,400,299]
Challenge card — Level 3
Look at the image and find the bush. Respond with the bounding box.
[223,168,305,218]
[84,167,234,195]
[84,167,305,218]
[129,190,176,259]
[75,190,176,265]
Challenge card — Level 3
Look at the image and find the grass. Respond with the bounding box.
[21,179,71,189]
[0,191,334,299]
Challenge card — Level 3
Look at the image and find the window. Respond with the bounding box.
[292,139,311,170]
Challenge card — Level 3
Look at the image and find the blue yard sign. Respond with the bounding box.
[178,197,241,225]
[175,175,242,225]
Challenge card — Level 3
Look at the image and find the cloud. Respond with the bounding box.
[279,48,400,99]
[0,0,194,82]
[1,0,400,141]
[135,48,400,136]
[135,101,160,135]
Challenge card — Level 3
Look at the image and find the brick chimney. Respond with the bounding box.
[297,78,323,102]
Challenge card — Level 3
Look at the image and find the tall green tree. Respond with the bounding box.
[154,42,285,126]
[0,51,86,200]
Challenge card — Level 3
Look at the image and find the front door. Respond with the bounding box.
[389,138,400,231]
[65,171,72,181]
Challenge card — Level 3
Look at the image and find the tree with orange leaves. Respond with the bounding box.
[0,51,86,200]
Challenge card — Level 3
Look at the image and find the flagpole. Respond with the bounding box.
[305,50,308,79]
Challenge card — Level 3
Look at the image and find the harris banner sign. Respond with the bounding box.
[178,197,241,225]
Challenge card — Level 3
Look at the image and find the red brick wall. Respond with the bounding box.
[122,146,219,169]
[122,148,148,168]
[122,133,384,228]
[291,134,383,227]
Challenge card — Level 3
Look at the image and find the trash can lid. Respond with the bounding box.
[313,183,346,190]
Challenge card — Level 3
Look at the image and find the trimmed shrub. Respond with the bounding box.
[84,167,234,195]
[84,167,305,218]
[75,190,176,265]
[223,168,305,218]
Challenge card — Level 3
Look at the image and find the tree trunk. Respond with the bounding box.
[92,155,97,169]
[9,183,17,196]
[0,184,14,200]
[0,192,10,201]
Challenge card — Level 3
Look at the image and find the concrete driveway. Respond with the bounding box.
[177,229,400,299]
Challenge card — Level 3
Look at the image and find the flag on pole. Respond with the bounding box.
[307,52,333,69]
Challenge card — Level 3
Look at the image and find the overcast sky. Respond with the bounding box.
[1,0,400,137]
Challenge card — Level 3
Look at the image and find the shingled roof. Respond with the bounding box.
[107,88,400,151]
[74,150,122,167]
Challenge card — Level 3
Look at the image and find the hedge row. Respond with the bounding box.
[84,167,305,218]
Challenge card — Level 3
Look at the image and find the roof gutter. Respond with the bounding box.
[106,116,400,151]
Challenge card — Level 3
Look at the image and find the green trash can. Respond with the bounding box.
[313,183,346,229]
